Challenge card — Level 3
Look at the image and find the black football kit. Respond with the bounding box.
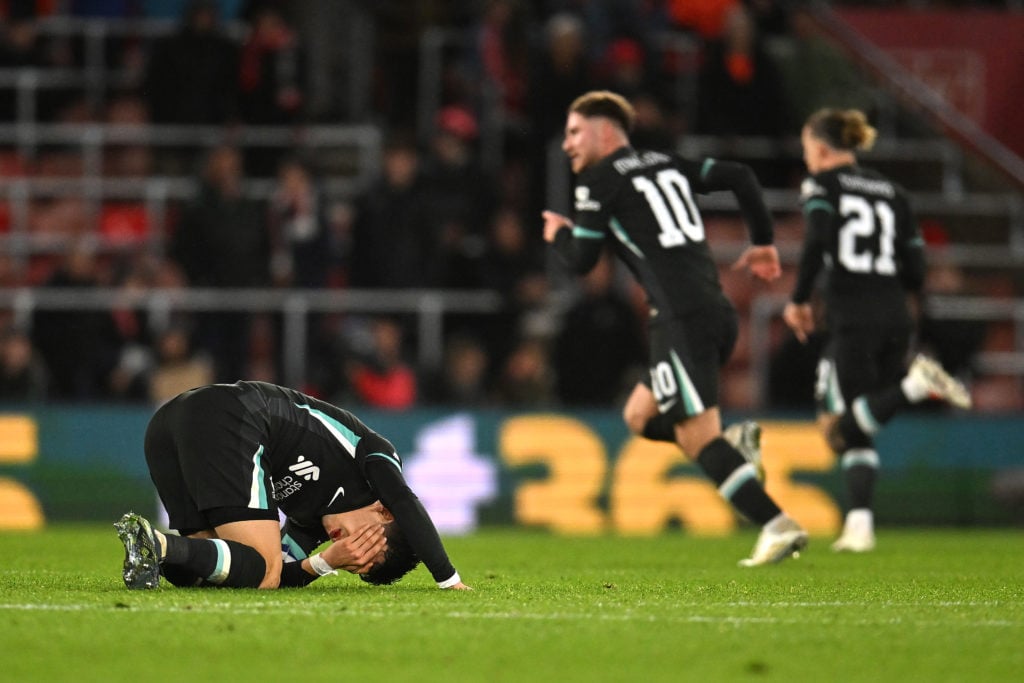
[792,164,925,409]
[144,381,458,586]
[551,146,775,419]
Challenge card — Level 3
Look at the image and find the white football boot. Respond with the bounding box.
[738,515,808,567]
[831,509,876,553]
[906,354,972,409]
[723,420,765,484]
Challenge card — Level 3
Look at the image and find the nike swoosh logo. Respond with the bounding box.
[327,486,345,507]
[658,398,678,412]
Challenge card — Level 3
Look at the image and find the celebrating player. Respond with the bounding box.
[784,108,971,552]
[115,381,470,590]
[543,90,807,566]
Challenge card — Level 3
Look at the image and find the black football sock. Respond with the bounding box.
[160,564,203,587]
[696,437,781,525]
[841,449,879,511]
[160,534,267,588]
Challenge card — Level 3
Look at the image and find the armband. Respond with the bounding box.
[309,552,338,577]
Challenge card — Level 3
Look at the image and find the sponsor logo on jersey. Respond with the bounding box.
[800,178,826,200]
[328,486,345,507]
[574,186,601,212]
[271,474,303,501]
[288,455,320,481]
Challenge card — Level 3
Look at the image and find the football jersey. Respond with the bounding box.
[793,164,925,329]
[554,146,770,318]
[228,381,455,583]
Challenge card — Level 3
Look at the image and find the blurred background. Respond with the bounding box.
[0,0,1021,531]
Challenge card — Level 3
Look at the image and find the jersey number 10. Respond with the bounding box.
[632,169,706,248]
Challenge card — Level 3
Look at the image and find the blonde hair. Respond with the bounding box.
[806,108,877,152]
[568,90,636,133]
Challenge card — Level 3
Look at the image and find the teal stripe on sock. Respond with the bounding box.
[842,449,880,470]
[719,463,757,500]
[206,539,231,584]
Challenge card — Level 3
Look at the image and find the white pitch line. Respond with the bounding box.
[0,602,1019,628]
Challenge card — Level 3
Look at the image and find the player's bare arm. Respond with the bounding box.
[783,302,815,343]
[732,245,781,282]
[542,210,572,242]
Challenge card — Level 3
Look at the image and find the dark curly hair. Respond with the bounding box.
[360,520,420,586]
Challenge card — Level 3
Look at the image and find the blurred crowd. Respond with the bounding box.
[0,0,1011,409]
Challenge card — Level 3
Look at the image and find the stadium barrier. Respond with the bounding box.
[1,407,1020,533]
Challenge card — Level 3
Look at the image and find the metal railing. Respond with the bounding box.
[0,16,245,118]
[4,285,1018,410]
[0,122,382,274]
[0,286,504,389]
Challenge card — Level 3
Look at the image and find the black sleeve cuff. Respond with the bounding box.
[279,560,318,588]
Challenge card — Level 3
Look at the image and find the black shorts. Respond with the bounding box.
[642,303,738,421]
[144,384,279,534]
[815,324,912,414]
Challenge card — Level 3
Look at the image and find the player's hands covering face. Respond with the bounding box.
[322,524,388,574]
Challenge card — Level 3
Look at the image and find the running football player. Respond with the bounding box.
[543,90,807,566]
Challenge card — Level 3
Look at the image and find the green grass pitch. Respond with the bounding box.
[1,526,1021,682]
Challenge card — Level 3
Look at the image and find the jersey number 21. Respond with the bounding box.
[839,194,896,275]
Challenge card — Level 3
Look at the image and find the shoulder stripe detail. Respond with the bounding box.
[295,403,359,457]
[803,198,834,215]
[367,451,402,471]
[700,158,716,181]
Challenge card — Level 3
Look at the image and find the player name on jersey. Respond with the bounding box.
[611,150,671,175]
[837,173,895,198]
